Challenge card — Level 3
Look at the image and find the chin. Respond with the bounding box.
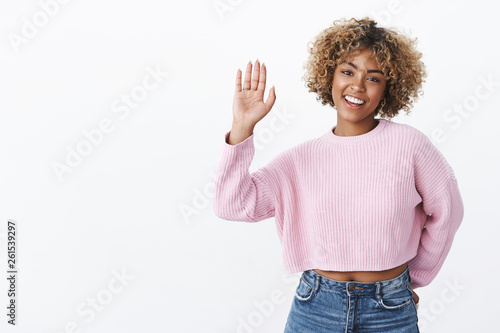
[338,110,373,122]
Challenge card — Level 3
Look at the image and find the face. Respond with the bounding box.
[331,48,387,124]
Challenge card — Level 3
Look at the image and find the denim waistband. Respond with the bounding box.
[301,265,411,295]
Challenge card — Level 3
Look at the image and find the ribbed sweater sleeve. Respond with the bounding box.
[408,134,465,289]
[212,130,277,222]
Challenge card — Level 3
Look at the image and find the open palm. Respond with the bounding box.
[233,60,276,127]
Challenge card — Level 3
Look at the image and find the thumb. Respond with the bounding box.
[264,85,276,112]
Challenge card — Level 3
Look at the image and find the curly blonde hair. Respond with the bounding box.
[303,17,426,119]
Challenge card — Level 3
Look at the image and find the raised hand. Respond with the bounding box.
[232,60,276,128]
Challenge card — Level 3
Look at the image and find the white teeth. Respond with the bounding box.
[345,95,365,105]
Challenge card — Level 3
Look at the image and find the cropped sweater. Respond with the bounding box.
[212,118,465,289]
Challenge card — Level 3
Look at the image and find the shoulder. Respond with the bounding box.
[253,135,323,181]
[391,121,457,180]
[383,119,438,153]
[384,119,428,141]
[273,134,325,159]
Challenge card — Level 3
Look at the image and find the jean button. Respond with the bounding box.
[348,285,355,291]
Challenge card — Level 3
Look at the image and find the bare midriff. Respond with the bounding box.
[313,261,408,283]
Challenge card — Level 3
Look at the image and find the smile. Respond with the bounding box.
[343,95,365,108]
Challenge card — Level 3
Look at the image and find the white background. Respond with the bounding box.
[0,0,498,332]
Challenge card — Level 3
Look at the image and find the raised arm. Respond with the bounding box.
[212,60,278,222]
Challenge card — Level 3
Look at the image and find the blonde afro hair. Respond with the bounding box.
[303,17,426,119]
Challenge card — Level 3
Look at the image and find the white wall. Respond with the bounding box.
[0,0,497,332]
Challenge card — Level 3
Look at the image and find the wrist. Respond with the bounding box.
[227,123,254,145]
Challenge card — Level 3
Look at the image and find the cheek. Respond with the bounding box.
[332,79,347,97]
[379,83,388,98]
[371,85,386,103]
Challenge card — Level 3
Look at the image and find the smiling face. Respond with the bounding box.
[332,48,387,126]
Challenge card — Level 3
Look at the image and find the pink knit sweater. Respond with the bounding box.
[212,118,464,289]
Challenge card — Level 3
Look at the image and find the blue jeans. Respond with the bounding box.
[284,265,419,332]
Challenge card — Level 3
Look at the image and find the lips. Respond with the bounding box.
[343,95,366,109]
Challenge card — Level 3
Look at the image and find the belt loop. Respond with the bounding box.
[314,273,321,292]
[375,282,381,300]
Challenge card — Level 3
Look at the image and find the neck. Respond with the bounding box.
[334,116,379,137]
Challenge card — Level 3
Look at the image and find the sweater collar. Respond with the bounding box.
[324,118,388,144]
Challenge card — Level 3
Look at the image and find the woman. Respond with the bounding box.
[212,18,464,332]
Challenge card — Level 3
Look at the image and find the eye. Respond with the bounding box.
[341,70,353,76]
[368,77,380,83]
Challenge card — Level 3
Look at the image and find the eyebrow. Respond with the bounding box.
[341,61,385,75]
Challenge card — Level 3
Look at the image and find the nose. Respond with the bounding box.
[350,75,366,92]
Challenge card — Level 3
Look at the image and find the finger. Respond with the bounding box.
[243,61,252,90]
[235,69,242,92]
[251,59,260,90]
[258,63,267,92]
[264,85,276,112]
